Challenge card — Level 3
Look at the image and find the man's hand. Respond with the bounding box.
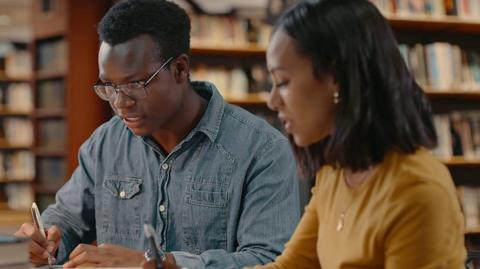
[63,243,145,268]
[14,223,61,266]
[141,253,181,269]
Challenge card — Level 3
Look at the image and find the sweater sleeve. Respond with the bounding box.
[383,182,466,269]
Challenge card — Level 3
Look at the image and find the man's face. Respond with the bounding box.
[98,34,183,136]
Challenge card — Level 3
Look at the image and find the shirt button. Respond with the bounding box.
[119,191,126,198]
[159,205,166,212]
[161,163,169,170]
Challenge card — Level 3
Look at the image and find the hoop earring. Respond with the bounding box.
[333,91,340,104]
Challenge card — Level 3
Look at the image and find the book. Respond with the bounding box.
[38,119,66,150]
[400,43,480,91]
[5,183,33,211]
[37,79,65,109]
[370,0,480,17]
[0,235,30,268]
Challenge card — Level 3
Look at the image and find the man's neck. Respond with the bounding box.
[151,85,207,154]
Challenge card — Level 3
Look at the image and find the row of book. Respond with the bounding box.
[458,185,480,230]
[3,48,31,79]
[37,79,65,109]
[3,184,33,211]
[0,119,33,147]
[371,0,480,18]
[0,80,64,111]
[0,118,66,149]
[433,111,480,160]
[1,39,67,78]
[37,39,67,74]
[37,158,66,186]
[191,64,270,98]
[0,83,32,112]
[38,119,65,150]
[399,43,480,91]
[190,14,272,48]
[0,234,29,269]
[0,151,34,181]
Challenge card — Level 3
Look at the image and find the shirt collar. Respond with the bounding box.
[188,81,225,143]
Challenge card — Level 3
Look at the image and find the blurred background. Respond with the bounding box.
[0,0,480,252]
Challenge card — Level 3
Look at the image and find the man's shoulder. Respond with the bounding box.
[89,116,127,141]
[221,103,286,142]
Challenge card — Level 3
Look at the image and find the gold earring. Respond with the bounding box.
[333,91,340,104]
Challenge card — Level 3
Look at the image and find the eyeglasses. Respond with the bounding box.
[93,56,174,101]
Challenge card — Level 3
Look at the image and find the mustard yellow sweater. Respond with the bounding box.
[251,149,466,269]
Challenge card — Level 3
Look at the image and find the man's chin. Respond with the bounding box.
[127,126,150,137]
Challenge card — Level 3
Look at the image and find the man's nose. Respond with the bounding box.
[112,90,135,108]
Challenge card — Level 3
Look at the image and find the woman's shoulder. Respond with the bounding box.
[381,148,458,207]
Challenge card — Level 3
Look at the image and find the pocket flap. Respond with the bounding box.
[103,176,143,199]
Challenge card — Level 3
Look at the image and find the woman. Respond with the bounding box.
[252,0,466,268]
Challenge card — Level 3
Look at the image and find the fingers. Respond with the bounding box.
[15,222,48,247]
[64,244,103,268]
[141,260,157,269]
[15,222,50,266]
[29,240,51,265]
[46,225,62,253]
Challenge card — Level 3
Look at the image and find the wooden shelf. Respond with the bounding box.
[34,108,66,118]
[36,70,66,80]
[219,90,480,105]
[0,109,32,117]
[0,76,32,83]
[440,157,480,168]
[0,144,32,150]
[34,148,66,157]
[224,92,269,105]
[387,15,480,34]
[425,90,480,101]
[0,208,30,227]
[0,178,34,183]
[191,44,266,57]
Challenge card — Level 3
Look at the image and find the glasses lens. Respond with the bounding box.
[93,85,116,101]
[121,82,147,99]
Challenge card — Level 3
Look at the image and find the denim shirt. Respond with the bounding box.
[42,81,300,269]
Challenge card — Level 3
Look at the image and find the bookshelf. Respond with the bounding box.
[387,15,480,34]
[0,0,111,226]
[372,1,480,249]
[0,38,34,220]
[28,0,111,213]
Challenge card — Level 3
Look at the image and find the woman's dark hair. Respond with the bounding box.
[97,0,190,61]
[276,0,437,178]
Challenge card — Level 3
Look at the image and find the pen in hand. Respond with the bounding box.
[31,202,54,267]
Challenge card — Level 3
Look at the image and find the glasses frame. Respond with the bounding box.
[93,56,174,101]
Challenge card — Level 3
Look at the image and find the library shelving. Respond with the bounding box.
[0,0,111,226]
[29,0,111,213]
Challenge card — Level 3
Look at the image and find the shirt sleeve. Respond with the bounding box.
[41,129,100,264]
[255,175,322,269]
[383,182,466,269]
[172,138,301,269]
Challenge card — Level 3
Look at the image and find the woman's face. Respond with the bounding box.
[266,29,338,147]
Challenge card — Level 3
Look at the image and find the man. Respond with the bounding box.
[15,1,300,268]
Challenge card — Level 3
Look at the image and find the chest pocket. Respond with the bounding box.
[182,143,235,254]
[101,176,143,241]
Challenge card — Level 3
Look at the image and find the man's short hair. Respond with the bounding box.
[98,0,191,61]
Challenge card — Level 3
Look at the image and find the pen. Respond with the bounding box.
[143,224,165,268]
[31,202,53,268]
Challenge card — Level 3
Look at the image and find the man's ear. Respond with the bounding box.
[173,54,190,83]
